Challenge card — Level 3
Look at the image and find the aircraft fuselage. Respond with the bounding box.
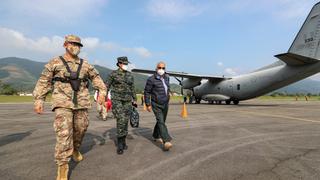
[194,61,320,102]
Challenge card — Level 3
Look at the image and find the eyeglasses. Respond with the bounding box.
[157,67,165,70]
[68,42,81,47]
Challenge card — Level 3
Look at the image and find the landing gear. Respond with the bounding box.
[226,100,231,105]
[189,96,194,104]
[195,98,201,104]
[233,100,239,105]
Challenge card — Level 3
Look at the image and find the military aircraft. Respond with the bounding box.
[133,2,320,105]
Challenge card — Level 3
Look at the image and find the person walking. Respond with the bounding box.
[33,35,106,180]
[144,61,173,151]
[106,56,137,155]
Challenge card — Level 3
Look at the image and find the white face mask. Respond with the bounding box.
[67,46,80,56]
[157,69,165,76]
[121,65,128,71]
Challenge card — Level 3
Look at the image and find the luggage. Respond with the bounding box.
[130,106,139,128]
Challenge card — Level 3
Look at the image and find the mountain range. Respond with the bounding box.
[0,57,181,93]
[0,57,320,94]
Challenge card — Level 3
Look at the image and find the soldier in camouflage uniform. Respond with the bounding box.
[33,35,106,180]
[106,56,137,155]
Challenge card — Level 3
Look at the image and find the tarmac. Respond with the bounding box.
[0,99,320,180]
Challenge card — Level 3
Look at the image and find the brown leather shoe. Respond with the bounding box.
[72,150,83,162]
[163,142,173,151]
[56,164,69,180]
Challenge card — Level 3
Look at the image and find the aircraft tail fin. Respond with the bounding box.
[275,52,319,65]
[288,2,320,60]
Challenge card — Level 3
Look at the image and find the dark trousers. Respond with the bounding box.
[151,101,172,142]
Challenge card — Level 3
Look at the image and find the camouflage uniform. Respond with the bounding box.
[33,36,106,165]
[107,63,137,138]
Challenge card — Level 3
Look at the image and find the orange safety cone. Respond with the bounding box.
[181,103,188,118]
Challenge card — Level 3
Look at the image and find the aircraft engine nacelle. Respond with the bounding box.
[181,78,202,89]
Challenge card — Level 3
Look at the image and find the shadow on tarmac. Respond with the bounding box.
[69,132,106,178]
[0,130,35,147]
[132,127,163,150]
[68,126,161,178]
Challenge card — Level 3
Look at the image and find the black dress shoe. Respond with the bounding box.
[117,148,124,155]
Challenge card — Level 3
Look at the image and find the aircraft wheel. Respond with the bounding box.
[226,100,231,105]
[218,101,222,105]
[233,100,239,105]
[195,98,201,104]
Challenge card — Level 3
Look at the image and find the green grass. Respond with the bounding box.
[136,94,184,104]
[0,95,35,103]
[258,95,320,101]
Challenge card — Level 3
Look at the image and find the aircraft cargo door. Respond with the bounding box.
[224,80,234,97]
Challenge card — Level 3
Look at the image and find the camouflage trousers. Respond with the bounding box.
[96,102,107,119]
[111,100,132,138]
[54,108,89,165]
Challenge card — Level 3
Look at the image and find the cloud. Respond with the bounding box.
[0,27,64,59]
[217,62,223,67]
[146,0,317,23]
[0,0,108,22]
[0,27,153,61]
[225,68,238,76]
[146,0,207,22]
[123,47,152,58]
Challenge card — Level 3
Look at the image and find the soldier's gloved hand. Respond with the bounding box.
[147,105,152,112]
[34,102,44,114]
[98,96,105,105]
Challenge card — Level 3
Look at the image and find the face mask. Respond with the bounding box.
[67,46,80,56]
[157,69,165,76]
[121,65,128,71]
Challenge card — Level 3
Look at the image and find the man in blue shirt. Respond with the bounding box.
[144,61,172,151]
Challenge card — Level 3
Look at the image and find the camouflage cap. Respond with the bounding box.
[65,34,83,47]
[117,56,130,65]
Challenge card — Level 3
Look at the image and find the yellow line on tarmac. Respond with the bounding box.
[235,110,320,123]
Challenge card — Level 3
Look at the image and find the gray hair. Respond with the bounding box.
[156,61,166,70]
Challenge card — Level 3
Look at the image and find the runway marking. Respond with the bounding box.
[233,110,320,124]
[125,131,320,180]
[166,136,319,180]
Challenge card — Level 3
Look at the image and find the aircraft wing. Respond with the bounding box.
[132,68,230,81]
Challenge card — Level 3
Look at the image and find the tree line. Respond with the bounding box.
[270,92,320,97]
[0,80,18,95]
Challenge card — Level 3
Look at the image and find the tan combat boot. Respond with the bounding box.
[163,142,173,151]
[72,150,83,162]
[56,164,69,180]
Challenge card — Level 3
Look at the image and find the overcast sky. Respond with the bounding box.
[0,0,319,80]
